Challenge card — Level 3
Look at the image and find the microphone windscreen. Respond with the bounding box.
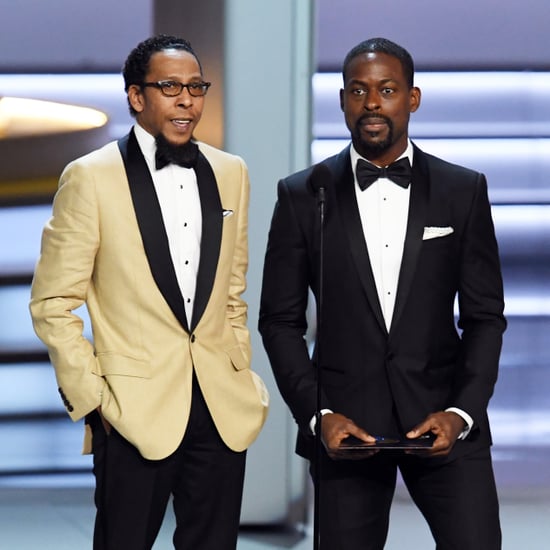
[308,163,332,195]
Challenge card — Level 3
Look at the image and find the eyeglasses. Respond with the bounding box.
[141,80,211,97]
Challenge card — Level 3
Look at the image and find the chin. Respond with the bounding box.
[164,134,192,147]
[362,141,391,156]
[175,138,193,146]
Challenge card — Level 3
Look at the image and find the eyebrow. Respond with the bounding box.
[347,77,399,87]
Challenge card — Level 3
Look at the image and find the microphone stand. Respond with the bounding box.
[313,184,325,550]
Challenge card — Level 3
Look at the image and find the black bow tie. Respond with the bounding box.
[155,141,199,170]
[356,157,412,190]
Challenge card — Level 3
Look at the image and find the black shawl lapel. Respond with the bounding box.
[118,130,189,332]
[189,152,222,331]
[330,147,387,334]
[390,144,430,334]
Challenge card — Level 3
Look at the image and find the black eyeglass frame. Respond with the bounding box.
[140,80,212,97]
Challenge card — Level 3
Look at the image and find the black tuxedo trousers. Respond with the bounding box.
[315,447,501,549]
[88,374,246,550]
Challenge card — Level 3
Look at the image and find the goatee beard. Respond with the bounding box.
[155,133,199,169]
[355,115,394,157]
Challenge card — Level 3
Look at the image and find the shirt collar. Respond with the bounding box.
[133,123,157,167]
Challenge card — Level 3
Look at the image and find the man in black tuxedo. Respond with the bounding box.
[259,37,505,549]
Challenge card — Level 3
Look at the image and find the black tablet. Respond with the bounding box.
[339,433,435,451]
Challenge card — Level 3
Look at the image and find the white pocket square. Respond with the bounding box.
[422,226,454,240]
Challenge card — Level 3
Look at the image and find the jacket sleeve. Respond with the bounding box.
[453,173,506,425]
[226,156,251,364]
[259,178,326,434]
[29,161,105,421]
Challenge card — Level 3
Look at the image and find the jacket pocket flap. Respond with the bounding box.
[95,353,151,379]
[226,345,248,371]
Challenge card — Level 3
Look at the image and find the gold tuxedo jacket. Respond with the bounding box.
[30,131,268,460]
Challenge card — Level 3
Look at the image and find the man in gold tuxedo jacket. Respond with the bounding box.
[30,35,268,550]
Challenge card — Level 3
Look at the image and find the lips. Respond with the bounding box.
[172,118,192,127]
[170,118,194,135]
[361,117,387,131]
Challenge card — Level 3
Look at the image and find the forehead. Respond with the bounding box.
[146,49,201,77]
[345,51,406,84]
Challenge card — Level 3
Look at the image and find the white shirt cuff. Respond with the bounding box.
[309,409,333,435]
[446,407,474,440]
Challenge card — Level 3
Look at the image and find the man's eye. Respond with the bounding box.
[188,83,202,90]
[352,88,367,96]
[162,81,179,90]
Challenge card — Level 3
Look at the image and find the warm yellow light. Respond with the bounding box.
[0,96,108,137]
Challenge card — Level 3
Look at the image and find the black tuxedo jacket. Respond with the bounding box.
[259,144,506,461]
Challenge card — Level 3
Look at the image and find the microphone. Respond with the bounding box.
[308,163,331,215]
[308,163,331,550]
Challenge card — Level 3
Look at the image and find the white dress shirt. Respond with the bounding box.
[351,143,412,331]
[133,124,201,325]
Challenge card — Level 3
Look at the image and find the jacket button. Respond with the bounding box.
[190,334,196,343]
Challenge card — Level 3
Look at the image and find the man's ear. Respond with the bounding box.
[409,86,421,113]
[127,84,145,114]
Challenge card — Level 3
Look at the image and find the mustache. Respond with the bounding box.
[358,114,392,125]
